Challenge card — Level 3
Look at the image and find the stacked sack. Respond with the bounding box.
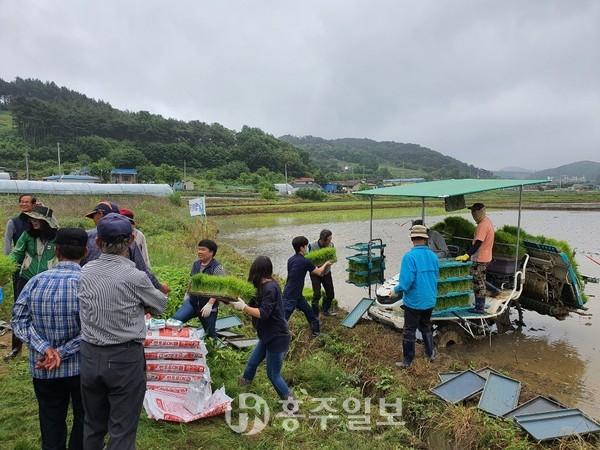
[143,318,232,422]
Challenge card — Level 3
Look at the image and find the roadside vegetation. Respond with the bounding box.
[1,194,599,449]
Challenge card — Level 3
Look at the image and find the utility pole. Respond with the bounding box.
[183,160,187,181]
[284,164,289,195]
[25,150,30,180]
[57,142,62,182]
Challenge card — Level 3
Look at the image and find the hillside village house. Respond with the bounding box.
[111,168,138,184]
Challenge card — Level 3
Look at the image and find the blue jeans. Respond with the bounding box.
[173,299,218,340]
[243,339,290,398]
[283,296,318,325]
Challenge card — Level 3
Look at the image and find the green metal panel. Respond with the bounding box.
[355,179,550,198]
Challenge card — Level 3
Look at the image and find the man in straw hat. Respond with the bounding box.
[11,228,88,450]
[455,202,497,314]
[391,224,439,368]
[6,205,59,360]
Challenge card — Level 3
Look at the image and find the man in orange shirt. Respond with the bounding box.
[455,203,495,314]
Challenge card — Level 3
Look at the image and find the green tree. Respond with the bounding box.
[157,164,182,185]
[88,157,113,182]
[108,146,148,169]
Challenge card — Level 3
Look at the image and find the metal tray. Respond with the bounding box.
[503,396,567,419]
[227,338,259,349]
[478,372,521,416]
[215,315,243,331]
[342,298,374,328]
[430,370,486,404]
[514,408,600,441]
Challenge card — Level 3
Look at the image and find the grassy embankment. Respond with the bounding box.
[0,193,599,449]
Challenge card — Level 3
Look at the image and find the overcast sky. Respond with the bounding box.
[1,1,598,171]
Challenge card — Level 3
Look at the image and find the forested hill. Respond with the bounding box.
[0,77,487,183]
[0,77,313,181]
[279,135,485,180]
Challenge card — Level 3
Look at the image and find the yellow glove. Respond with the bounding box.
[455,254,470,262]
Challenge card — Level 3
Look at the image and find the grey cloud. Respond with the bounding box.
[0,0,598,171]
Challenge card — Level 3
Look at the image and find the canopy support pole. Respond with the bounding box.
[515,186,523,274]
[369,196,374,242]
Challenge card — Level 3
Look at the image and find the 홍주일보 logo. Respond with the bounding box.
[225,393,270,435]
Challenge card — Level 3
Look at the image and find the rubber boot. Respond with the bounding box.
[4,334,22,361]
[310,320,321,338]
[468,297,486,314]
[422,332,437,361]
[395,340,415,368]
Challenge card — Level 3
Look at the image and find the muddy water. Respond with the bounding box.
[216,210,600,417]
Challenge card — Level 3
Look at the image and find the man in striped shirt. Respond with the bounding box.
[11,227,89,450]
[78,213,167,450]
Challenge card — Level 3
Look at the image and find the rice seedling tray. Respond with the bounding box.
[305,247,337,266]
[190,273,256,303]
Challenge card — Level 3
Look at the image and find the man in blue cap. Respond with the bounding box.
[78,213,167,450]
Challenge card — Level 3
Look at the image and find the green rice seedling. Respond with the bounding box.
[437,280,472,295]
[190,273,256,302]
[347,270,383,286]
[347,254,383,272]
[430,216,475,250]
[0,255,17,286]
[435,293,472,310]
[438,264,471,280]
[305,247,337,266]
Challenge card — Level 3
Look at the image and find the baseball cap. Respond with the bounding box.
[55,228,88,247]
[84,201,119,219]
[467,203,485,211]
[97,213,133,244]
[119,208,138,226]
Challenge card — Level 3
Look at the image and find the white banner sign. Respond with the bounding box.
[189,196,206,217]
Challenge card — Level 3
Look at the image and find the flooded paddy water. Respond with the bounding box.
[215,210,600,418]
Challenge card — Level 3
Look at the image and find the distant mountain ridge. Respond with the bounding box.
[279,135,487,180]
[529,160,600,183]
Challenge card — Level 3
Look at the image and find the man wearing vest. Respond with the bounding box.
[3,194,37,360]
[308,229,337,317]
[172,239,226,340]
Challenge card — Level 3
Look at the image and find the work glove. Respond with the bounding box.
[200,303,213,317]
[232,298,247,311]
[455,254,470,262]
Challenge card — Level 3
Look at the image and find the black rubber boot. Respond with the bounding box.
[467,297,486,314]
[395,340,415,368]
[422,332,437,361]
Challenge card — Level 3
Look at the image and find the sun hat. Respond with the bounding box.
[97,213,133,244]
[84,201,120,219]
[409,224,429,239]
[20,206,59,229]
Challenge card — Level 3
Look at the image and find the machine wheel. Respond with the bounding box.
[493,307,512,335]
[434,324,467,348]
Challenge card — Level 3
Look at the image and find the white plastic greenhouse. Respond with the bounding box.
[0,180,173,196]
